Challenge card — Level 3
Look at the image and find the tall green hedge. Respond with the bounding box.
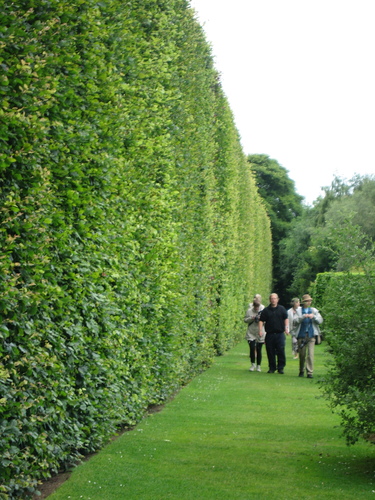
[0,1,272,496]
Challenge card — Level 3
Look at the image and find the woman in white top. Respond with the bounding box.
[288,297,301,359]
[244,294,266,371]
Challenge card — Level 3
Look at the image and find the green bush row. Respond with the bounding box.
[312,272,375,445]
[0,1,272,496]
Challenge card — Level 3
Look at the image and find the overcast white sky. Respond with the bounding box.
[189,0,375,205]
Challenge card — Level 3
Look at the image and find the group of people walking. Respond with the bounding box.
[244,293,323,378]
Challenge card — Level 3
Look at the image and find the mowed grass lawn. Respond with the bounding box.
[49,341,375,499]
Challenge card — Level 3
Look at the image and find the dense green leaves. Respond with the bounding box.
[314,272,375,445]
[0,1,271,497]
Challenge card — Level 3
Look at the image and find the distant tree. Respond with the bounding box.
[247,154,304,304]
[279,208,334,297]
[312,175,352,226]
[279,174,375,296]
[343,175,375,240]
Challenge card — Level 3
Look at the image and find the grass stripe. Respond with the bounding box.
[48,341,375,499]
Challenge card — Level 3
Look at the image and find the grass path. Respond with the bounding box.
[49,341,375,499]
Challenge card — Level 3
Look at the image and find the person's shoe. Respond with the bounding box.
[267,370,275,373]
[256,365,261,372]
[299,371,304,377]
[278,370,284,374]
[249,363,256,372]
[307,374,313,379]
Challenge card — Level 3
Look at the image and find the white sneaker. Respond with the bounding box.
[249,363,256,371]
[256,365,261,372]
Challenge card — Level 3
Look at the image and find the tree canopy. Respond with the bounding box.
[247,154,304,304]
[279,174,375,297]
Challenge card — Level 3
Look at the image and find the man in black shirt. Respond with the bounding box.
[259,293,289,374]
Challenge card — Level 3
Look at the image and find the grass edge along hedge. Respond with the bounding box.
[0,1,272,497]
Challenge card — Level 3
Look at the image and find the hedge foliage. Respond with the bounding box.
[313,272,375,445]
[0,0,272,496]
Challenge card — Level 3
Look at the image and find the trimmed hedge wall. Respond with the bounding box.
[0,1,272,497]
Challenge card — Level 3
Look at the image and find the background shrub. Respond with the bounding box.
[314,273,375,445]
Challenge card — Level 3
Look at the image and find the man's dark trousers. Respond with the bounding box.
[265,332,286,372]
